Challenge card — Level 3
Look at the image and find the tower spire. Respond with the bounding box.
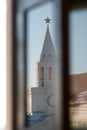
[39,17,55,62]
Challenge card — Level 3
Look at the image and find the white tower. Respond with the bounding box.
[36,17,56,88]
[27,17,57,115]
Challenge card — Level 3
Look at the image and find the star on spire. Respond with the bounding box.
[45,16,51,25]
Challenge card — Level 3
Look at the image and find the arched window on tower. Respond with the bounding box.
[41,67,44,80]
[49,67,52,80]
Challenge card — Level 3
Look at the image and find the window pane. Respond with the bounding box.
[69,9,87,129]
[26,1,62,129]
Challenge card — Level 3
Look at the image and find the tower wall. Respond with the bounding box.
[37,61,56,88]
[31,87,55,115]
[35,62,39,87]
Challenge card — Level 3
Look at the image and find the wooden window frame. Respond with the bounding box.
[7,0,87,130]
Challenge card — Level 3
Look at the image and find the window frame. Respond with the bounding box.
[8,0,87,130]
[11,0,56,130]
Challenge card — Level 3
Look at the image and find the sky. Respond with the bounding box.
[69,9,87,74]
[27,1,56,87]
[27,2,87,87]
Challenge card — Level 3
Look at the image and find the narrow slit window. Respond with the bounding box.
[42,81,44,87]
[41,67,44,80]
[49,67,52,80]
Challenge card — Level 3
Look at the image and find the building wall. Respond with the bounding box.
[70,104,87,128]
[27,88,32,115]
[37,61,56,88]
[27,87,56,115]
[32,87,55,114]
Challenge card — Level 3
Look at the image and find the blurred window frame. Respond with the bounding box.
[8,0,87,130]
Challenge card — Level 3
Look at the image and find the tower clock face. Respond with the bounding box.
[47,95,55,107]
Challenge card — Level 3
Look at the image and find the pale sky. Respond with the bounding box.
[69,9,87,74]
[27,1,56,87]
[27,2,87,87]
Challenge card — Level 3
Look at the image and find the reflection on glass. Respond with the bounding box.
[69,10,87,129]
[26,1,62,130]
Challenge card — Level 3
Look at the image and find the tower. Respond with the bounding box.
[27,17,57,115]
[36,17,56,88]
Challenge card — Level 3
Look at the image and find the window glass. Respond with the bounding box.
[26,0,62,129]
[69,9,87,129]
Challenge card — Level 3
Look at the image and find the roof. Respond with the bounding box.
[39,25,56,62]
[70,73,87,96]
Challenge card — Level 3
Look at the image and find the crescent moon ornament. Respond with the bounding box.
[47,95,55,107]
